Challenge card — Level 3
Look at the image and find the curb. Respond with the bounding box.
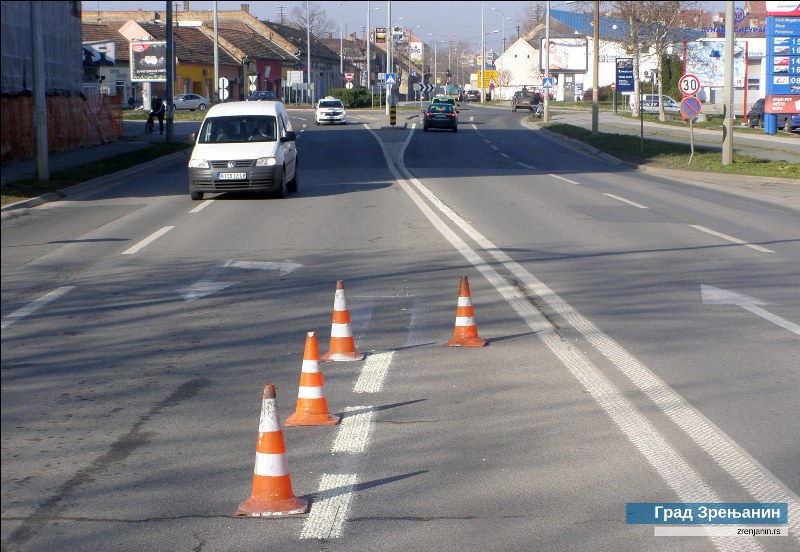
[1,148,192,215]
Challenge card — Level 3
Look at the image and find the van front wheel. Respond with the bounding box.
[274,168,288,199]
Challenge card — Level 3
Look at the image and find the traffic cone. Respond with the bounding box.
[236,384,309,517]
[321,280,365,361]
[445,275,487,347]
[285,331,341,426]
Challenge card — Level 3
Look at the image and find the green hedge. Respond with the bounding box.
[325,87,382,108]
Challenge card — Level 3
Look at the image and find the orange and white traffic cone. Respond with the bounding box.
[445,275,487,347]
[321,280,365,361]
[285,331,341,426]
[236,384,309,517]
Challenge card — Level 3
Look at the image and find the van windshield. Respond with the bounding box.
[198,115,278,144]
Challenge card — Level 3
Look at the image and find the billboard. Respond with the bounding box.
[82,40,116,66]
[684,39,746,88]
[130,41,166,82]
[539,37,588,73]
[409,41,423,63]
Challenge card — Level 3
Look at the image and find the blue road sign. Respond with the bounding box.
[542,77,554,89]
[680,96,702,120]
[385,73,397,85]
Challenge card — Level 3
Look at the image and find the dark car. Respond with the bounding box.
[246,91,278,101]
[747,98,796,131]
[423,103,458,132]
[511,89,538,112]
[464,90,480,102]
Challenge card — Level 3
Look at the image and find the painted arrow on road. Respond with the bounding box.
[180,260,303,301]
[701,284,800,335]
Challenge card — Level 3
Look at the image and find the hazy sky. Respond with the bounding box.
[83,1,731,52]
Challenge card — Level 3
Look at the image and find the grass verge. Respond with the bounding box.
[2,142,190,207]
[540,122,800,179]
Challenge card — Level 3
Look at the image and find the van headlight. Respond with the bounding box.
[189,159,209,168]
[256,157,277,167]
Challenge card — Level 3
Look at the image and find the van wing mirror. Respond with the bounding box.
[281,130,297,142]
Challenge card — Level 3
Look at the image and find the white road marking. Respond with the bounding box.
[603,193,649,208]
[189,199,213,213]
[701,284,800,335]
[490,144,499,150]
[690,225,775,253]
[369,126,786,550]
[499,152,511,159]
[353,351,394,393]
[1,287,75,330]
[121,226,174,255]
[517,162,537,170]
[331,406,374,454]
[548,173,581,185]
[300,473,358,539]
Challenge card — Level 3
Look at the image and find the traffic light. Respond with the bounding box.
[446,69,451,79]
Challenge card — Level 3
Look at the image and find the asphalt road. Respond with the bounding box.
[2,105,798,552]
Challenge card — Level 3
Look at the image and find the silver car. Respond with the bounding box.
[173,93,210,111]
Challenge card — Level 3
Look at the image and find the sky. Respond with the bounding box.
[83,1,730,53]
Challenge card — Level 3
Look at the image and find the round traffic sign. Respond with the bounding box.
[218,76,229,89]
[611,82,617,90]
[679,73,700,96]
[345,82,354,90]
[680,96,702,120]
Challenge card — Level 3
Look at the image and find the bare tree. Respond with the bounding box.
[289,2,336,38]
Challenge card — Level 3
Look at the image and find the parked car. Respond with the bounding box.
[187,101,298,200]
[463,90,480,102]
[633,94,680,114]
[173,93,210,111]
[315,96,346,125]
[246,91,277,101]
[422,103,458,132]
[746,98,797,131]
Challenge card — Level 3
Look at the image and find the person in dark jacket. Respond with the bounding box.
[150,96,165,134]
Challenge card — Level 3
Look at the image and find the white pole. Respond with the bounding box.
[307,1,312,104]
[367,2,371,90]
[213,1,219,103]
[543,1,550,121]
[481,1,485,103]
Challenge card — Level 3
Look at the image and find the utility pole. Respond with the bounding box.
[722,2,734,164]
[166,0,174,140]
[31,1,48,182]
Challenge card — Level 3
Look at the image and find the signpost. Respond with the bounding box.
[680,94,702,165]
[678,74,701,97]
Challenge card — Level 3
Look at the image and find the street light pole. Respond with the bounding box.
[481,0,486,103]
[491,7,507,53]
[340,2,344,83]
[543,0,550,121]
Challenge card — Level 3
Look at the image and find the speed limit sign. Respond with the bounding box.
[679,73,700,97]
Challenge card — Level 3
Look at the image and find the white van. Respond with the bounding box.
[187,101,298,200]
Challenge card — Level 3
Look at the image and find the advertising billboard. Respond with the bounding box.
[130,41,166,82]
[539,36,588,73]
[409,41,423,63]
[765,12,799,113]
[684,39,746,88]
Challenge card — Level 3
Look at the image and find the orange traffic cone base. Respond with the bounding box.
[235,496,309,517]
[285,411,341,426]
[320,350,365,362]
[445,335,487,347]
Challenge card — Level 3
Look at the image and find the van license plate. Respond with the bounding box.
[218,172,246,180]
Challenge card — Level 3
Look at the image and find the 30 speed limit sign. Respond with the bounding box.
[679,73,700,96]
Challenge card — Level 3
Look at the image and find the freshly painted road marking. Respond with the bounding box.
[1,287,75,330]
[369,126,782,550]
[121,226,174,255]
[331,406,374,454]
[300,473,358,539]
[353,351,395,393]
[189,199,213,213]
[517,162,537,170]
[603,193,649,209]
[548,173,581,185]
[690,225,774,253]
[702,284,800,335]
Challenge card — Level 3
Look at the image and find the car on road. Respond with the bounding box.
[187,101,298,200]
[423,103,458,132]
[511,89,540,112]
[746,98,797,131]
[246,91,278,101]
[431,96,459,111]
[173,93,210,111]
[463,89,480,102]
[315,96,347,125]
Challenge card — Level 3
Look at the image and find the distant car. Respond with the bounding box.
[463,90,480,102]
[423,103,458,132]
[246,91,278,101]
[315,96,346,125]
[173,93,210,111]
[635,94,680,114]
[431,96,459,111]
[747,98,797,131]
[511,89,536,112]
